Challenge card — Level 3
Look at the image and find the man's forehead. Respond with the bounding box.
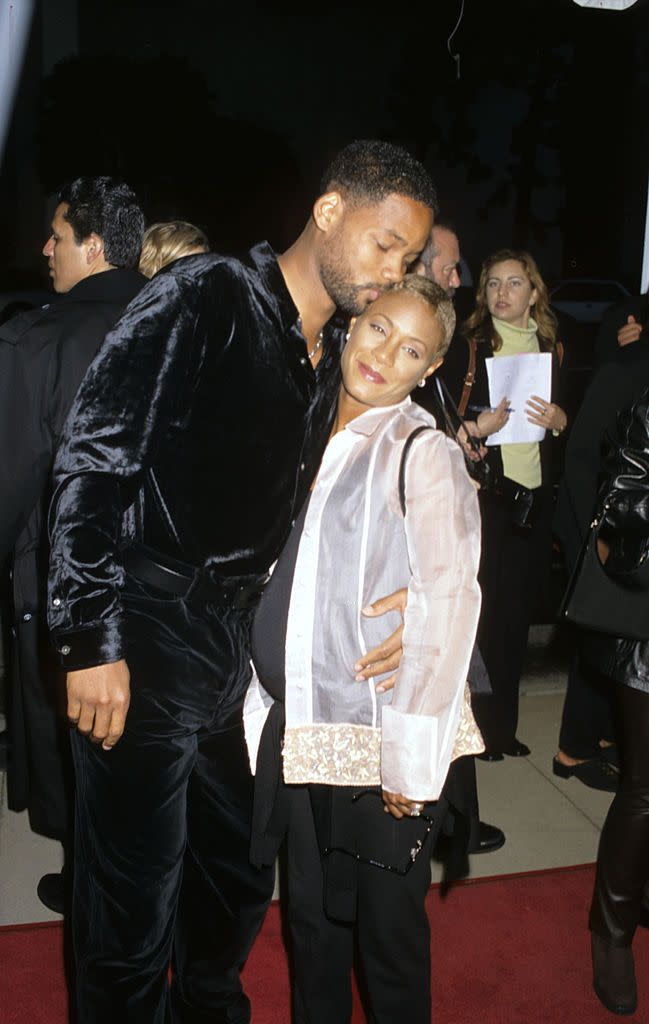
[361,193,432,236]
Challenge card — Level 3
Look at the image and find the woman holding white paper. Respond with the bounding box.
[456,249,567,759]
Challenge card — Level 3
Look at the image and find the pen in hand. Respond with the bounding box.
[468,404,515,413]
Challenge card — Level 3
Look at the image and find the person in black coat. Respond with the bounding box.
[552,339,649,791]
[0,177,145,912]
[586,386,649,1015]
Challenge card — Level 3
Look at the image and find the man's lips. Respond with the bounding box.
[358,361,385,384]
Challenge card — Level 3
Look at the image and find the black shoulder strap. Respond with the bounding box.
[398,425,433,516]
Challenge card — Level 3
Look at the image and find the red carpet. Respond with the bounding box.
[2,864,649,1022]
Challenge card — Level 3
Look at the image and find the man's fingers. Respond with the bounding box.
[361,586,407,617]
[76,703,96,736]
[67,696,82,724]
[91,704,113,743]
[102,707,128,750]
[356,653,399,681]
[375,673,396,694]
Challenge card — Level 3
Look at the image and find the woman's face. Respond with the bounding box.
[340,289,444,411]
[484,259,538,329]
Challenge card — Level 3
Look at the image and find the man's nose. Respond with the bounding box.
[43,237,54,258]
[450,267,461,289]
[380,252,404,283]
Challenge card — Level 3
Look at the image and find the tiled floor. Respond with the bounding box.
[0,627,614,925]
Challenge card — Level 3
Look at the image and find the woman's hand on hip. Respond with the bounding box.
[353,587,407,692]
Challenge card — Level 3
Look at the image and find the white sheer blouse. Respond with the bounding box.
[244,397,484,802]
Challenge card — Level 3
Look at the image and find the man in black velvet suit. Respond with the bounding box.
[0,177,145,913]
[47,141,437,1023]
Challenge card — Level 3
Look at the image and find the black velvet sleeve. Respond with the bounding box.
[47,271,206,669]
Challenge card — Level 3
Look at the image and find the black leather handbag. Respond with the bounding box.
[560,497,649,641]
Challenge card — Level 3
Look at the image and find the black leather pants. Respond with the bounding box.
[70,576,274,1023]
[590,683,649,945]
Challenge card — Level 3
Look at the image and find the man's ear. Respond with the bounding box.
[84,233,105,265]
[312,191,344,235]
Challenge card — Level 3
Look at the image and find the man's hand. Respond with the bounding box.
[382,788,425,820]
[354,587,406,692]
[67,659,131,750]
[618,315,643,348]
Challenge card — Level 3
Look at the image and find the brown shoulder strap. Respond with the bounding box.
[458,337,477,417]
[556,340,565,367]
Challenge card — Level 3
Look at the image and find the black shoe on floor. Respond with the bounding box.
[591,932,637,1016]
[471,821,506,855]
[502,739,531,757]
[476,750,504,762]
[37,872,65,915]
[552,755,619,792]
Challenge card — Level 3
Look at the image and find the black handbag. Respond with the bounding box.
[560,496,649,641]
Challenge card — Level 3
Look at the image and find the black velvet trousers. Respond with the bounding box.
[70,576,274,1023]
[590,684,649,946]
[284,786,446,1024]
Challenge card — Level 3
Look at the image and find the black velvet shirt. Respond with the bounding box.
[48,244,342,670]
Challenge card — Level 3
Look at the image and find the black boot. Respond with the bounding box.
[591,931,637,1016]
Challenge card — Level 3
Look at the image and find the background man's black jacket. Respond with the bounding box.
[0,268,144,837]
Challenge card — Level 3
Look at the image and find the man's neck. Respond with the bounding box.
[277,227,336,351]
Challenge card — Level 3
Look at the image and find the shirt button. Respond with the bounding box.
[60,644,71,656]
[300,357,307,366]
[52,597,61,607]
[300,463,306,472]
[22,612,32,622]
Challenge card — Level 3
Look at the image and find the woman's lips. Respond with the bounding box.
[358,361,385,384]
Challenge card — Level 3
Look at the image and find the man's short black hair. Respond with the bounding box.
[320,140,438,216]
[57,177,145,269]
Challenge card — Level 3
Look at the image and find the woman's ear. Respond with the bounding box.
[424,355,444,378]
[346,316,357,342]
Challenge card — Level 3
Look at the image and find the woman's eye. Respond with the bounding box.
[370,322,385,335]
[404,346,419,359]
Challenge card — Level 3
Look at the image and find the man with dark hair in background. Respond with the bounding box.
[47,140,436,1023]
[414,221,506,861]
[0,176,145,914]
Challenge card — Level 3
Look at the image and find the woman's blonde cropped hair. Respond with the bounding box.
[388,274,456,357]
[139,221,210,278]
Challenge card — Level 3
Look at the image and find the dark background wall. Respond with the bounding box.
[1,0,648,292]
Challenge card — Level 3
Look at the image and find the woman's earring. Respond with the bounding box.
[345,331,350,341]
[418,379,426,388]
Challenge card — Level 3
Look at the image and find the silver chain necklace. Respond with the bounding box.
[307,330,324,360]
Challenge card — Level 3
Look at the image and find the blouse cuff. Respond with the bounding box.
[381,706,443,802]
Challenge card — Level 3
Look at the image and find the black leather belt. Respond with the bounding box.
[123,545,269,611]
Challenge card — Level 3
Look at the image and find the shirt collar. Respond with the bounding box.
[248,241,300,334]
[345,396,412,437]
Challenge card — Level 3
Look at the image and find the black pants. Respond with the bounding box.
[285,786,445,1024]
[71,576,274,1023]
[558,634,616,760]
[472,485,553,752]
[590,683,649,946]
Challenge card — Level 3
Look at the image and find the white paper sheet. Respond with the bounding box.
[484,352,552,445]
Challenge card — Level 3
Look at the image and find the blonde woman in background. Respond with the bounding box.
[139,220,210,278]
